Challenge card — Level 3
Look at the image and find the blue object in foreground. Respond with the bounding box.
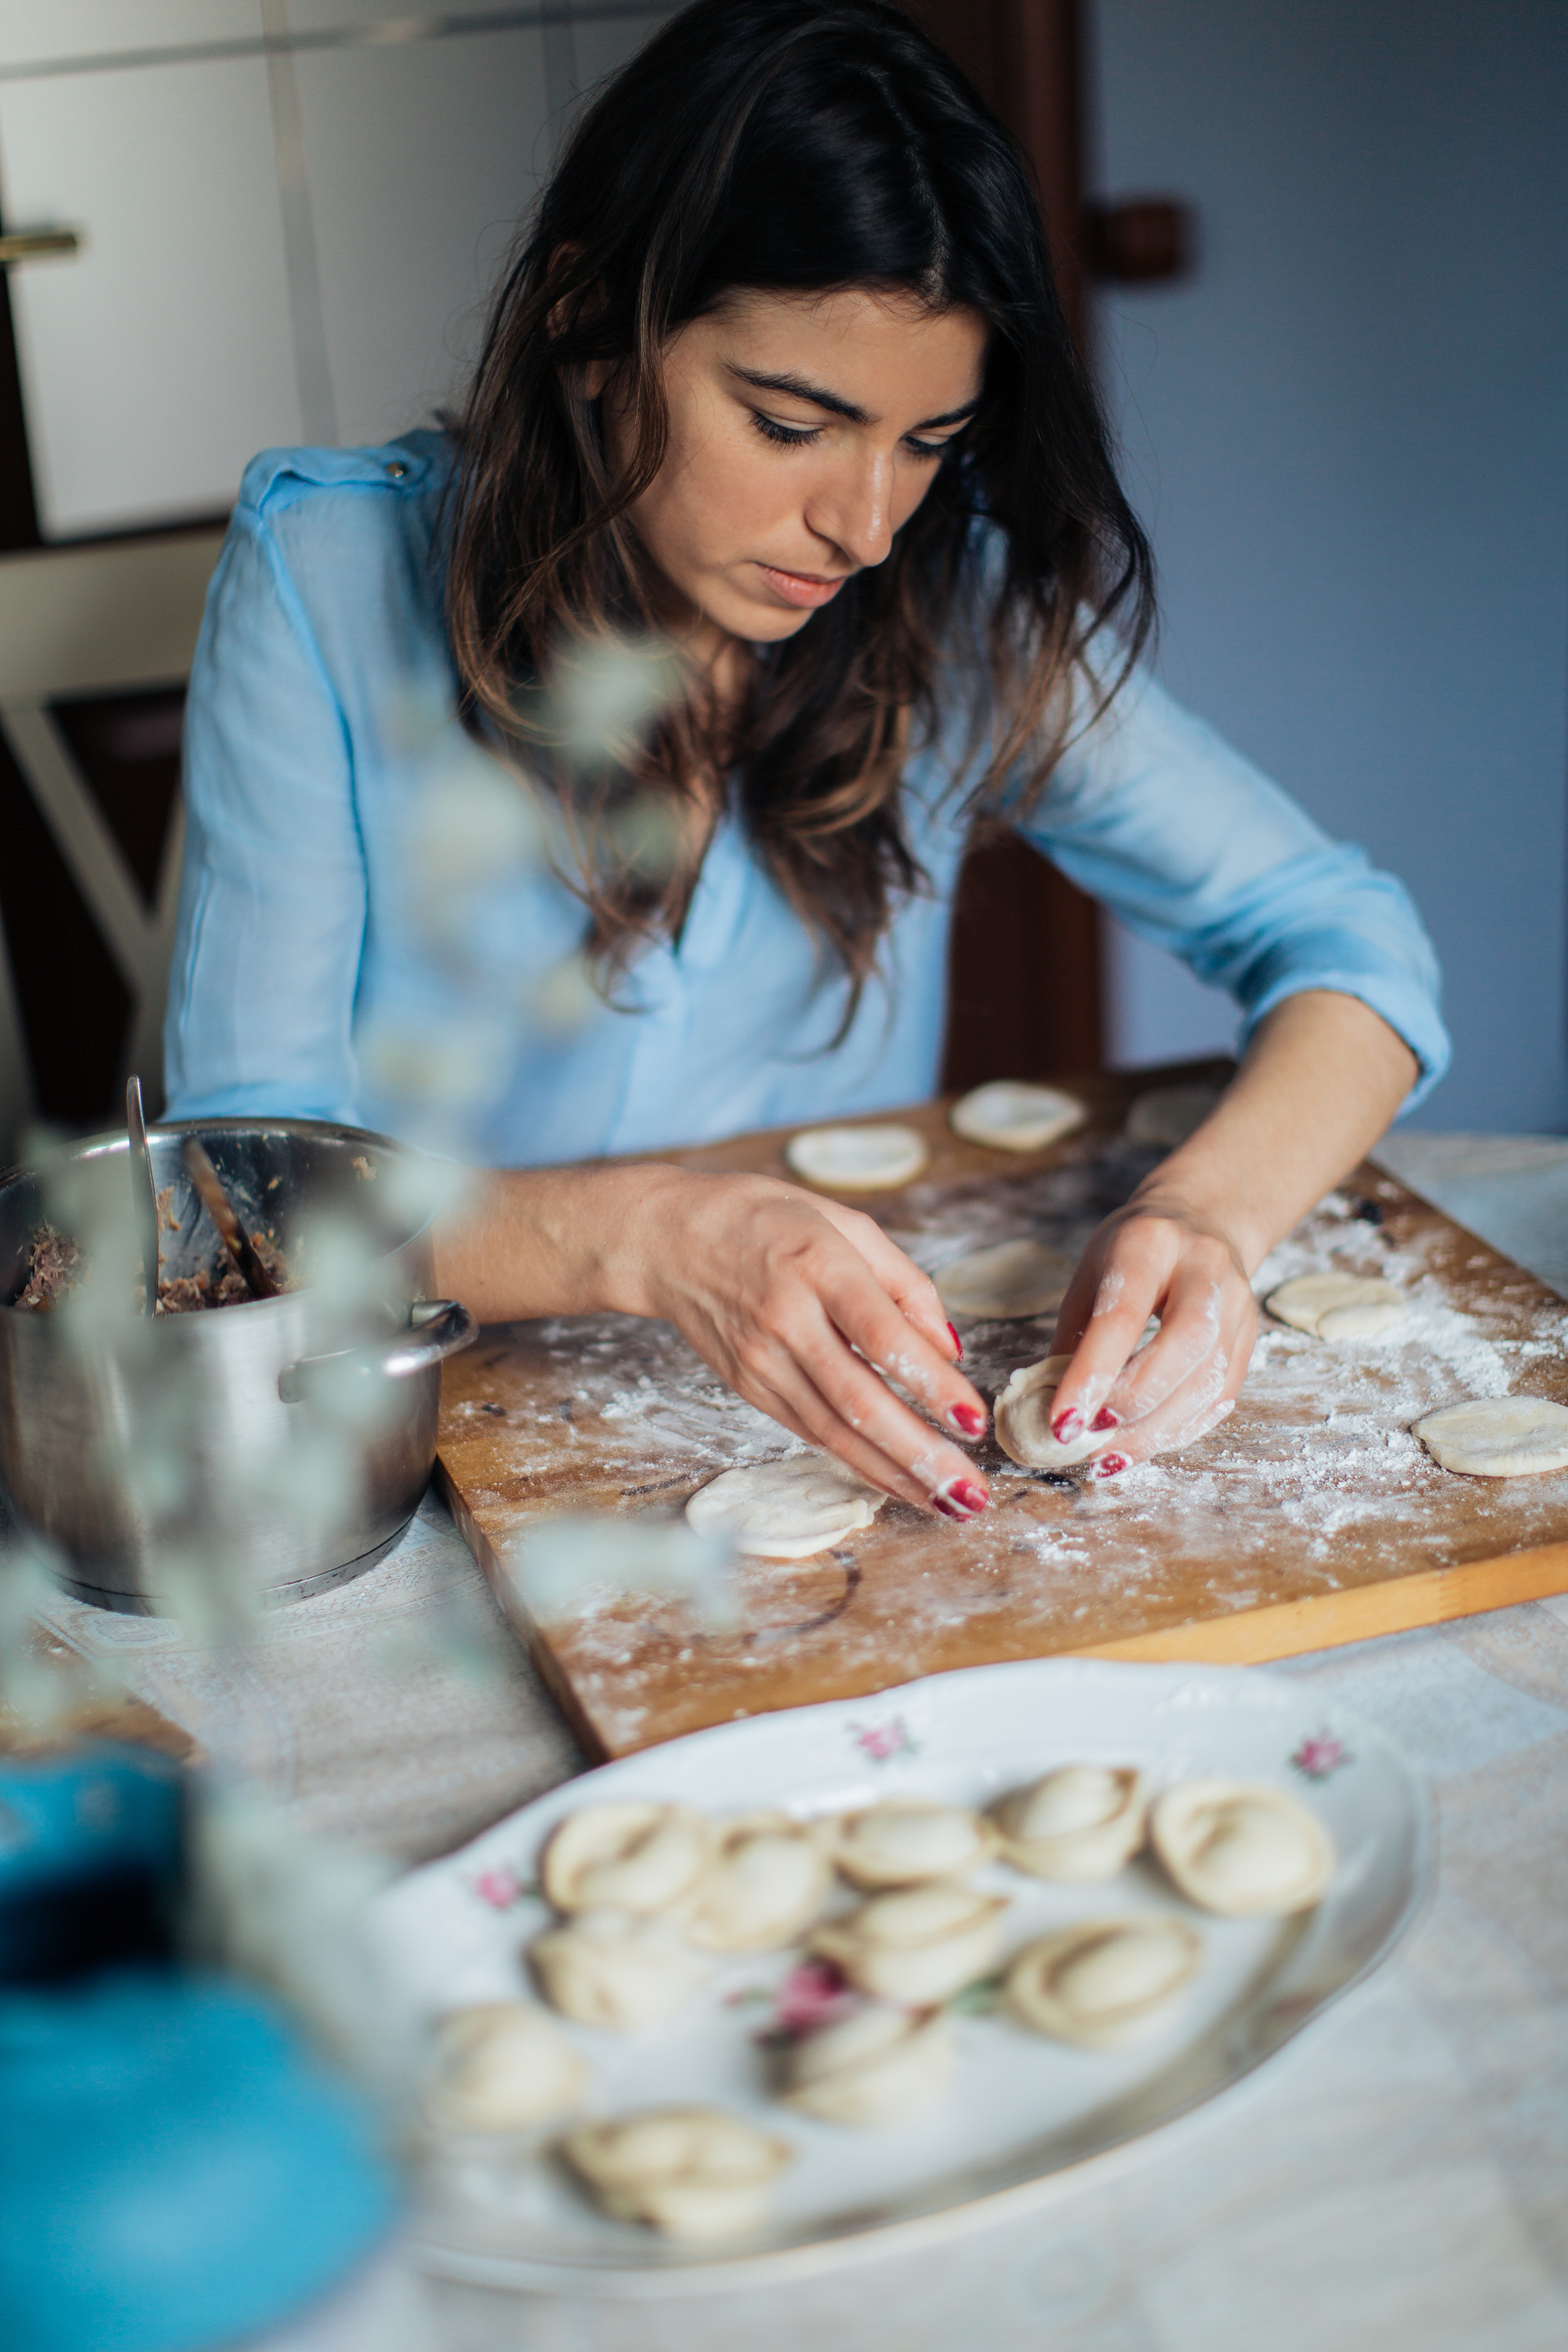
[0,1963,398,2352]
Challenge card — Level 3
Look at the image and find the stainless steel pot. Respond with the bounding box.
[0,1119,476,1612]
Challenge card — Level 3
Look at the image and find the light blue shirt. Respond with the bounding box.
[164,433,1449,1160]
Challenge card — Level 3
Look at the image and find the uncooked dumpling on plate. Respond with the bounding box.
[784,1123,928,1191]
[1008,1916,1202,2047]
[1150,1779,1335,1917]
[541,1801,710,1914]
[1265,1272,1408,1342]
[784,2004,954,2125]
[530,1907,711,2028]
[810,1880,1008,2005]
[992,1765,1147,1881]
[684,1812,831,1952]
[1414,1394,1568,1477]
[1124,1085,1223,1149]
[992,1356,1110,1470]
[686,1454,884,1560]
[826,1798,997,1888]
[423,2002,587,2133]
[935,1237,1076,1321]
[563,2108,793,2240]
[949,1080,1085,1153]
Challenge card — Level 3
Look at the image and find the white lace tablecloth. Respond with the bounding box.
[29,1134,1568,2351]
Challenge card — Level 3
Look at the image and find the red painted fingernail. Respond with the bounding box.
[1052,1408,1084,1442]
[947,1402,987,1438]
[1093,1453,1128,1480]
[934,1476,990,1518]
[946,1321,964,1359]
[1090,1407,1120,1432]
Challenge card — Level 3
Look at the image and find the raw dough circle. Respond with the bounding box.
[1414,1394,1568,1478]
[935,1237,1075,1321]
[784,1123,928,1192]
[686,1454,885,1559]
[949,1080,1085,1153]
[1124,1085,1222,1149]
[1266,1272,1408,1343]
[992,1355,1108,1470]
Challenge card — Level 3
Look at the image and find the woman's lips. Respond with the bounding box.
[755,563,849,609]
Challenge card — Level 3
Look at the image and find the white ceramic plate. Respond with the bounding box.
[371,1658,1430,2297]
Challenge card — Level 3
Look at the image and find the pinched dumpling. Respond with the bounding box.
[827,1798,997,1889]
[530,1906,711,2029]
[1008,1916,1202,2047]
[563,2107,793,2240]
[685,1812,831,1953]
[784,2003,954,2126]
[541,1801,710,1915]
[992,1765,1147,1882]
[811,1880,1008,2005]
[423,2002,586,2133]
[993,1356,1110,1471]
[1151,1779,1335,1917]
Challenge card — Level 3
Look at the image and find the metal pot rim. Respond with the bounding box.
[0,1115,442,1319]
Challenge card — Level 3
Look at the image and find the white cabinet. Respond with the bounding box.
[0,52,303,538]
[0,2,675,541]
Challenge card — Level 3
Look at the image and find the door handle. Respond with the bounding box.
[0,230,81,266]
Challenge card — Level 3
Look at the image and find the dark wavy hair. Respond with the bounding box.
[446,0,1152,994]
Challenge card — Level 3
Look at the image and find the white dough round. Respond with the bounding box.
[785,2005,954,2125]
[1414,1394,1568,1477]
[564,2108,792,2240]
[1151,1779,1335,1917]
[949,1080,1085,1154]
[784,1122,928,1192]
[993,1765,1147,1881]
[992,1356,1109,1470]
[827,1798,996,1889]
[811,1879,1008,2006]
[541,1801,710,1913]
[685,1813,831,1952]
[686,1454,885,1561]
[423,2002,586,2133]
[529,1906,711,2029]
[1124,1085,1222,1149]
[935,1238,1076,1321]
[1008,1916,1202,2047]
[1266,1272,1407,1343]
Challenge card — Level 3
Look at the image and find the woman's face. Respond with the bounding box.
[607,287,987,657]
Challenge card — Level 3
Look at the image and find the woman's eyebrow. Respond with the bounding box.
[728,365,978,431]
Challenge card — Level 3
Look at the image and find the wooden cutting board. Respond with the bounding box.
[435,1062,1568,1758]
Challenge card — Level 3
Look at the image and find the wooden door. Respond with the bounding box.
[898,1,1106,1089]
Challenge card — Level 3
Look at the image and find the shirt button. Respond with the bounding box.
[385,460,408,479]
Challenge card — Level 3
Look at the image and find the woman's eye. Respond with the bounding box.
[904,434,956,462]
[751,412,821,448]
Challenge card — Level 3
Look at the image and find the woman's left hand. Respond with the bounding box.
[1040,993,1423,1477]
[1044,1189,1256,1479]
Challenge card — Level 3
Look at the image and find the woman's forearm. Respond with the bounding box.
[1135,990,1419,1271]
[433,1160,657,1323]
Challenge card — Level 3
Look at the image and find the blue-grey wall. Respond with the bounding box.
[1091,0,1568,1131]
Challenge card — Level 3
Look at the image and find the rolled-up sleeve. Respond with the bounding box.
[1018,662,1450,1105]
[163,502,368,1123]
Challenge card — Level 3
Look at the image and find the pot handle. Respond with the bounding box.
[278,1298,478,1405]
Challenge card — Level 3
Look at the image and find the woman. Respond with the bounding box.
[165,0,1445,1524]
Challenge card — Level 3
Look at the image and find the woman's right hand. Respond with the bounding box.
[612,1166,992,1519]
[439,1160,993,1520]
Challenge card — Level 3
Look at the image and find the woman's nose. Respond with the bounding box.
[807,448,895,569]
